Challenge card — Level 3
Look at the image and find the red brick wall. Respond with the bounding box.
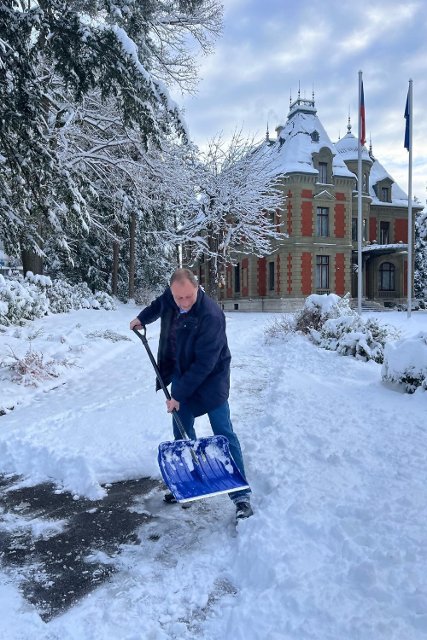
[403,259,408,295]
[287,254,293,294]
[370,217,377,242]
[334,204,345,238]
[394,219,408,243]
[335,192,346,201]
[257,257,266,296]
[287,190,293,235]
[335,253,345,295]
[301,253,312,295]
[242,258,249,297]
[301,189,313,199]
[276,255,281,295]
[226,265,232,298]
[301,201,313,236]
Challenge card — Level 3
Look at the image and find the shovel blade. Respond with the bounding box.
[158,435,249,503]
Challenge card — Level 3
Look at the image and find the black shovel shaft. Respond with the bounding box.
[132,326,187,440]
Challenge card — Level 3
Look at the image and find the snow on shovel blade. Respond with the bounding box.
[158,435,250,503]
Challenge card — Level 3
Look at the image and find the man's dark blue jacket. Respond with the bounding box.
[137,287,231,417]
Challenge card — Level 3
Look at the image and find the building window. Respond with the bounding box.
[318,162,328,184]
[379,262,395,291]
[352,218,368,241]
[316,207,329,236]
[316,255,329,289]
[363,172,369,193]
[381,186,390,202]
[268,261,275,291]
[311,130,319,142]
[234,264,240,293]
[379,221,390,244]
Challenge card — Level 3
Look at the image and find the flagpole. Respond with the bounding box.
[357,71,363,315]
[407,79,413,319]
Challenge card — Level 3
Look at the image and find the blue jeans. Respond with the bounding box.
[172,400,251,503]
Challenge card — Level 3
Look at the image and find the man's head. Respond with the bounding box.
[170,268,199,312]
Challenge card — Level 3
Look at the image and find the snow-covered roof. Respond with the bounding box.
[334,130,413,207]
[335,130,372,163]
[266,98,354,179]
[362,243,408,253]
[369,159,409,207]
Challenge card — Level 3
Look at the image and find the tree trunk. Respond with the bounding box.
[21,249,43,276]
[112,240,119,296]
[206,232,219,300]
[128,212,136,299]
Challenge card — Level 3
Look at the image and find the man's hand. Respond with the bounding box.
[166,398,180,413]
[130,318,143,330]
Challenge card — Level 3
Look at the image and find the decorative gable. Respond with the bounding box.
[314,189,336,201]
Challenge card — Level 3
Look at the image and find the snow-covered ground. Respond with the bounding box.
[0,305,426,639]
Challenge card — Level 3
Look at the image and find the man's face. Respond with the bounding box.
[170,280,198,312]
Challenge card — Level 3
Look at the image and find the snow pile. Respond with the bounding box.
[0,274,116,325]
[382,332,427,393]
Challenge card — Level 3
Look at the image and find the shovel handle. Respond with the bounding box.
[132,326,188,440]
[132,326,171,399]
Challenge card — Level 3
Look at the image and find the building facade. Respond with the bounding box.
[197,95,421,311]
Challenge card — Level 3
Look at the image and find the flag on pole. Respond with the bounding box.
[359,81,366,146]
[404,89,410,151]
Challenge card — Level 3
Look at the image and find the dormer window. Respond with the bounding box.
[311,130,319,142]
[318,162,328,183]
[381,186,390,202]
[374,178,393,203]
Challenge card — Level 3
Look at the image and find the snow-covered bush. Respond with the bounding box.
[0,274,49,325]
[86,329,131,342]
[382,332,427,393]
[311,315,400,363]
[1,346,74,387]
[264,314,296,341]
[295,293,355,334]
[36,278,116,313]
[0,274,116,326]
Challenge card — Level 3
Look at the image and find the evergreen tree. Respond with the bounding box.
[0,0,223,274]
[414,207,427,299]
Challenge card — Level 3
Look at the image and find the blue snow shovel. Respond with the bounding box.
[133,327,250,503]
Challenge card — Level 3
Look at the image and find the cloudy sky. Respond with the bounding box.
[177,0,427,203]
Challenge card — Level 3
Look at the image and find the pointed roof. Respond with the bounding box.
[267,96,354,179]
[334,129,372,163]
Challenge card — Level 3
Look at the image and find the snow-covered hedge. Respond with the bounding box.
[382,332,427,393]
[0,275,49,325]
[265,293,401,365]
[311,315,400,364]
[0,273,116,326]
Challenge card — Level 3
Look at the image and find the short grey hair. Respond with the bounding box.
[170,268,198,287]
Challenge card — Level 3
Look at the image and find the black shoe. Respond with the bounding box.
[235,501,254,520]
[163,492,178,504]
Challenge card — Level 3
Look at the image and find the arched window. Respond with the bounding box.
[379,262,395,291]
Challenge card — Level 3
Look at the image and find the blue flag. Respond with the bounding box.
[404,90,410,151]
